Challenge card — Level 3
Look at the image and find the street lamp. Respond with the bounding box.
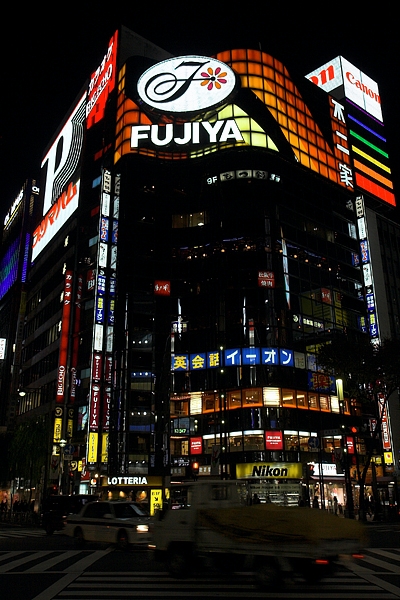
[58,439,67,495]
[337,379,354,518]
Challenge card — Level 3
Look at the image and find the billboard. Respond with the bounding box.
[32,93,86,261]
[86,30,118,129]
[306,56,382,122]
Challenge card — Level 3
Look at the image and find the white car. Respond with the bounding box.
[65,500,151,549]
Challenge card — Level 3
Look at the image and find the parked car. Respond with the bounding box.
[41,494,98,535]
[64,500,151,549]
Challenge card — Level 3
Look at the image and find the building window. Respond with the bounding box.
[228,391,242,410]
[282,389,296,407]
[243,388,262,407]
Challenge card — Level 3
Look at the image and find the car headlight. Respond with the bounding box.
[136,524,149,533]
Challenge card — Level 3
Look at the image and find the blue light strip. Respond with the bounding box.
[346,98,385,127]
[21,233,30,282]
[347,114,386,143]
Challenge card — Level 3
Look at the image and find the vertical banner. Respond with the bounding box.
[70,274,83,403]
[56,271,73,403]
[101,433,109,463]
[88,432,98,463]
[53,406,63,443]
[150,489,163,516]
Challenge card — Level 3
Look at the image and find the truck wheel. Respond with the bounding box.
[255,559,281,590]
[216,553,245,572]
[74,527,85,547]
[167,544,191,577]
[117,529,129,551]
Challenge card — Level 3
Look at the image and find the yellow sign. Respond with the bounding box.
[384,452,393,464]
[101,433,109,463]
[53,417,62,443]
[88,432,98,463]
[150,489,163,516]
[236,462,303,479]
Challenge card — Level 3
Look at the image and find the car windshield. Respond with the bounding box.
[113,503,148,519]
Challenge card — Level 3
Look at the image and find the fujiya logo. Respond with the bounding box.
[137,55,237,113]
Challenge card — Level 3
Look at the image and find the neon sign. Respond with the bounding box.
[137,56,237,113]
[306,56,382,122]
[131,119,243,149]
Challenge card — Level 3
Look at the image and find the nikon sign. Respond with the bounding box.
[236,462,302,480]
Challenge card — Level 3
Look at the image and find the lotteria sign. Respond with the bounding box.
[137,56,237,113]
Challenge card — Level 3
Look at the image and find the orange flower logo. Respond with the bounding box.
[200,67,228,91]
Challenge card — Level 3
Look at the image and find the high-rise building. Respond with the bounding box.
[1,27,398,513]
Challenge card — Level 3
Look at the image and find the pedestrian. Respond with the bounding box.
[253,493,261,504]
[333,496,338,515]
[312,496,319,509]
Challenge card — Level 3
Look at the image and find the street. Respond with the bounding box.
[0,522,400,599]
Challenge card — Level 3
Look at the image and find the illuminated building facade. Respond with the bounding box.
[0,180,39,430]
[3,27,398,510]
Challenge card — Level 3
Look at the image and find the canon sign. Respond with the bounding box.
[137,55,237,113]
[305,56,382,122]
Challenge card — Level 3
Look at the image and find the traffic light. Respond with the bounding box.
[340,424,359,434]
[191,461,199,480]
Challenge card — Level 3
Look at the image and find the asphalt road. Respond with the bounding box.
[0,521,399,599]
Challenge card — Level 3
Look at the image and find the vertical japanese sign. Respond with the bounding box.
[330,96,353,190]
[86,30,118,129]
[70,274,83,403]
[87,169,118,466]
[56,271,73,403]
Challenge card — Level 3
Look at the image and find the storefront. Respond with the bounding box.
[308,462,346,512]
[98,475,163,515]
[236,462,303,506]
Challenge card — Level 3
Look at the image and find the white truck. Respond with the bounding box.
[150,480,367,589]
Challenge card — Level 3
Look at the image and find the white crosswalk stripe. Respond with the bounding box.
[0,528,46,539]
[0,547,399,598]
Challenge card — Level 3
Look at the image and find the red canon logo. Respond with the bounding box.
[346,71,381,104]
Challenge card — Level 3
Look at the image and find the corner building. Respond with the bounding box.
[18,28,397,511]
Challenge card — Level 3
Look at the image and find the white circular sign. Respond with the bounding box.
[137,55,237,114]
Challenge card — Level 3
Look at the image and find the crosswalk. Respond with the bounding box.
[0,527,46,539]
[0,547,399,598]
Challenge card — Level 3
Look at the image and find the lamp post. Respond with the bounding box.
[58,439,67,495]
[337,379,355,518]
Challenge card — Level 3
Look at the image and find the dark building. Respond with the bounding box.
[1,28,397,513]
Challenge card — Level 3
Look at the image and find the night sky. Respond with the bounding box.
[2,7,399,219]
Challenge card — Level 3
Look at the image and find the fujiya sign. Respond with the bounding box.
[137,56,237,113]
[131,119,243,149]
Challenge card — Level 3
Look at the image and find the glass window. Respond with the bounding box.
[296,392,307,408]
[243,388,262,407]
[309,394,319,410]
[229,435,243,452]
[243,434,264,451]
[284,433,299,451]
[203,436,217,453]
[331,395,340,413]
[228,391,242,410]
[299,434,310,452]
[320,395,331,412]
[263,387,280,406]
[170,396,189,418]
[203,393,219,413]
[282,389,296,407]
